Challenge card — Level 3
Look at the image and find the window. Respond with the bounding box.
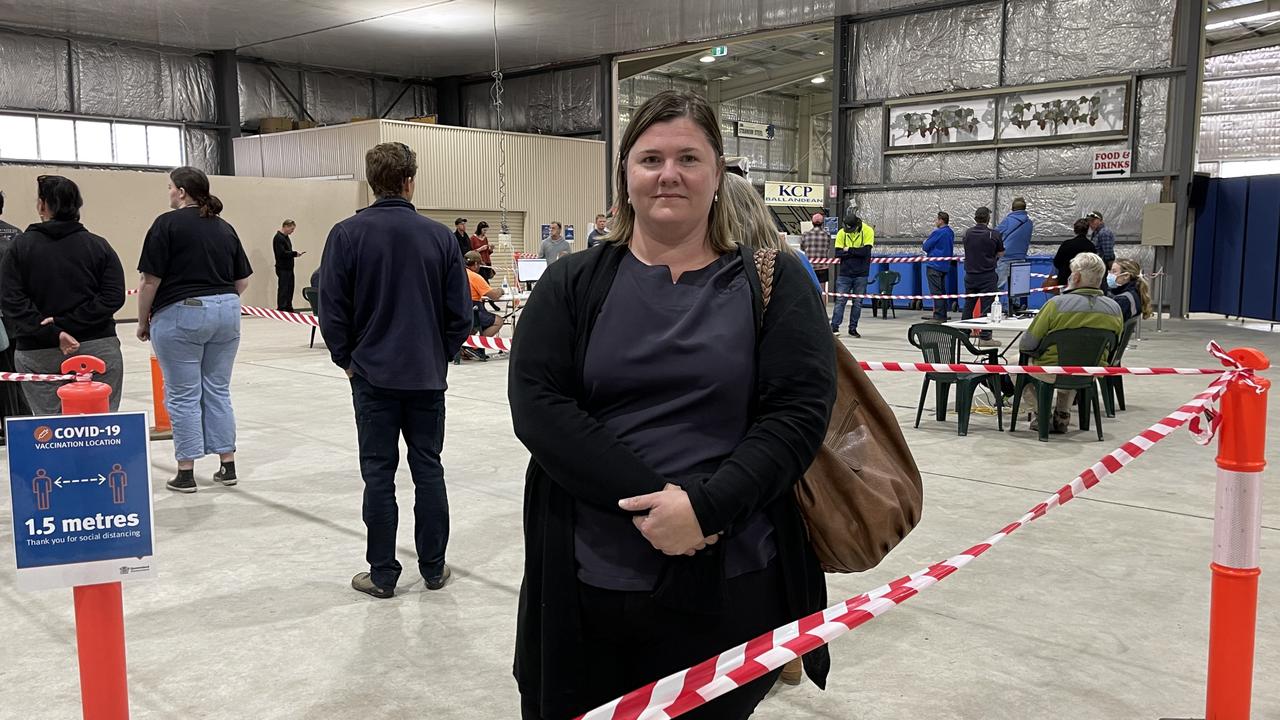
[0,115,39,160]
[75,121,114,164]
[114,123,149,165]
[0,112,185,168]
[37,118,77,162]
[147,126,182,167]
[1219,159,1280,178]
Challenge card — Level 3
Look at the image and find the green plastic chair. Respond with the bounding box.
[872,270,902,319]
[1102,317,1138,418]
[907,323,1003,436]
[1009,327,1116,442]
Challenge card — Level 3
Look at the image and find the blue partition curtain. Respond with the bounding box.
[1190,175,1280,322]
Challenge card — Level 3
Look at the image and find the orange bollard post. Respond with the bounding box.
[149,355,172,441]
[58,355,131,720]
[1206,347,1269,720]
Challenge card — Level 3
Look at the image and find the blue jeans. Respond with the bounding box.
[350,375,449,589]
[831,274,868,332]
[151,294,241,462]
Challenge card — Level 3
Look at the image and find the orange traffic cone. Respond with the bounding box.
[150,355,172,440]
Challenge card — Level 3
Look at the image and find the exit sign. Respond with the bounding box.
[711,46,728,57]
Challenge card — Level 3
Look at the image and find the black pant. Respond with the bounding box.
[523,562,787,720]
[349,375,449,589]
[926,267,949,319]
[276,267,295,311]
[963,270,998,339]
[0,331,30,437]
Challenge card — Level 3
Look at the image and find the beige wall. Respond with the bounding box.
[0,167,363,317]
[234,120,608,257]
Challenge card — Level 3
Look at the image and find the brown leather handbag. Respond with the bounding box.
[756,250,924,573]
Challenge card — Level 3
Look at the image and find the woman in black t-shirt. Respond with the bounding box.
[136,167,253,494]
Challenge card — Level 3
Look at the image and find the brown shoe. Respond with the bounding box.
[351,572,394,599]
[779,658,804,686]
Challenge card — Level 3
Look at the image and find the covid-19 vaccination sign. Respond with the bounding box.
[7,412,154,591]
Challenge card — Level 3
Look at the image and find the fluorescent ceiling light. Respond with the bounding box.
[1206,10,1280,30]
[699,55,716,63]
[811,75,826,84]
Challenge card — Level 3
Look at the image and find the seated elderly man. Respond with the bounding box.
[1018,252,1122,433]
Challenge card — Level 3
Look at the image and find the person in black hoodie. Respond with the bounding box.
[1053,218,1097,289]
[509,90,834,720]
[0,176,125,415]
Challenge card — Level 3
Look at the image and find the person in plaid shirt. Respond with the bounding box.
[800,213,832,286]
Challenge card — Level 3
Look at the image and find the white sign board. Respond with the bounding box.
[736,121,774,140]
[763,182,825,207]
[1093,149,1132,179]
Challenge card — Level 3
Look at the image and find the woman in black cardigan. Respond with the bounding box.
[509,90,836,720]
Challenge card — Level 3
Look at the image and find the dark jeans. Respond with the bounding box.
[0,328,30,436]
[926,267,950,320]
[831,273,868,331]
[276,268,295,311]
[522,562,786,720]
[350,375,449,589]
[963,270,999,340]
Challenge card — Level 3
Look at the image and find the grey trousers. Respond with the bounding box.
[15,336,124,416]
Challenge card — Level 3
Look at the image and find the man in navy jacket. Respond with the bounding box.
[319,142,472,600]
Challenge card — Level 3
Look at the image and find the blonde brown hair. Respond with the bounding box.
[1114,258,1153,318]
[610,91,735,254]
[721,173,791,254]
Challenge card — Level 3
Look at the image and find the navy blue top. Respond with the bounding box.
[962,224,1004,275]
[574,251,776,591]
[318,197,472,391]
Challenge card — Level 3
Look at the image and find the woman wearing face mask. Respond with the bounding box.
[136,167,253,494]
[1106,258,1152,322]
[509,91,836,720]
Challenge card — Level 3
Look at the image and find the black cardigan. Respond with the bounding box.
[508,241,836,719]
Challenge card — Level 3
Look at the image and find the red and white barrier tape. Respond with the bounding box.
[235,306,1224,377]
[236,305,514,354]
[860,360,1222,376]
[0,371,85,383]
[577,341,1259,720]
[465,335,512,352]
[240,304,320,327]
[810,256,963,266]
[826,289,1006,301]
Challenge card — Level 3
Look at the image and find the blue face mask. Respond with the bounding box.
[1106,273,1119,288]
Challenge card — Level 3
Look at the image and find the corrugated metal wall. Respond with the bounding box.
[231,121,606,256]
[1199,47,1280,171]
[232,122,382,180]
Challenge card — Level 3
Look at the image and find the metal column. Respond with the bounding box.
[1168,0,1208,318]
[600,54,616,207]
[212,50,241,175]
[831,16,851,211]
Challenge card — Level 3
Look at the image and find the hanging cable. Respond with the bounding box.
[490,0,510,239]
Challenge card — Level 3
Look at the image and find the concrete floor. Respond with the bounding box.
[1,310,1277,719]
